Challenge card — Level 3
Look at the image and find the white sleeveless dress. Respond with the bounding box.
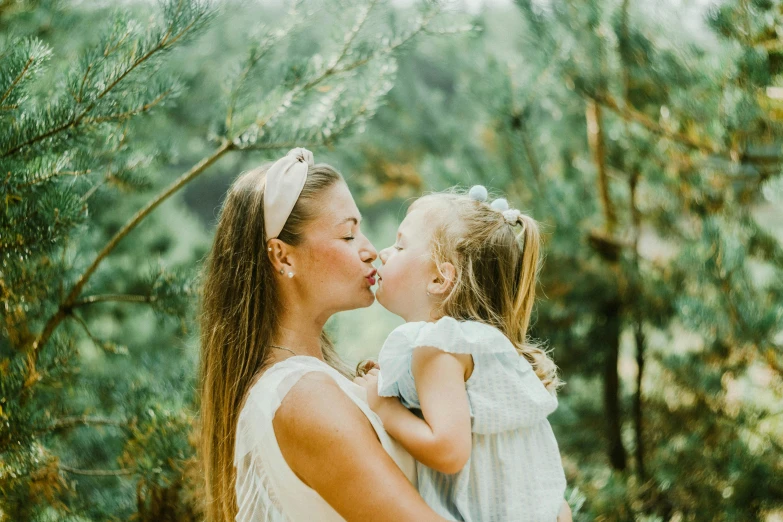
[234,356,417,521]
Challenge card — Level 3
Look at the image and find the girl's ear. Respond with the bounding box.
[427,262,456,297]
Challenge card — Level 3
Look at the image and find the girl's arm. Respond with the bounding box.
[358,346,472,474]
[558,499,573,522]
[274,371,447,522]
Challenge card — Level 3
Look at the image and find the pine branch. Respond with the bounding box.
[28,139,235,371]
[87,86,174,124]
[225,1,303,134]
[1,2,207,158]
[59,464,136,476]
[72,294,155,307]
[0,56,33,107]
[330,8,438,77]
[69,312,126,355]
[50,415,128,433]
[19,168,93,188]
[238,140,325,152]
[241,4,436,147]
[328,0,379,73]
[584,89,725,157]
[249,0,383,133]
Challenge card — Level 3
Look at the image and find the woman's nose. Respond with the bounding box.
[360,237,378,264]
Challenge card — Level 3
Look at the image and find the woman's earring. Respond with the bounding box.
[268,247,272,252]
[279,268,284,274]
[287,272,294,278]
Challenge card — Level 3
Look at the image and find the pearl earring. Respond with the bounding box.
[279,268,284,274]
[287,272,294,278]
[268,247,272,252]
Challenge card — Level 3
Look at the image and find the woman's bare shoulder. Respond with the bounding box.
[272,370,443,521]
[273,370,364,441]
[272,370,377,486]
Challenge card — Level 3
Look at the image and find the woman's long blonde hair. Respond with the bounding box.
[414,189,560,392]
[198,163,350,522]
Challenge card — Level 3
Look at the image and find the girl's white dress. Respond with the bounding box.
[234,356,417,521]
[377,316,566,522]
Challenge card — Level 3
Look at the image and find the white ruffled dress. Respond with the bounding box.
[377,316,566,522]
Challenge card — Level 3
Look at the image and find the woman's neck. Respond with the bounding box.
[272,315,325,359]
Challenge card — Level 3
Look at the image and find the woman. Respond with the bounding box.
[199,148,445,521]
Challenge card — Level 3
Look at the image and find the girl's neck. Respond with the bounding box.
[403,306,444,324]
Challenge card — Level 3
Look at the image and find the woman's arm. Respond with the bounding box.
[273,371,446,522]
[357,346,472,474]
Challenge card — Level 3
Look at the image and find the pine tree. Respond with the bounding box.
[334,0,783,519]
[0,0,450,518]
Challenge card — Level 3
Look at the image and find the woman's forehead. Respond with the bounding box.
[314,182,361,227]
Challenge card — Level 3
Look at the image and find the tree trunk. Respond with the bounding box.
[633,319,646,478]
[603,299,627,470]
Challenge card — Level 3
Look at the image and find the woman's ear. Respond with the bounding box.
[427,262,456,297]
[267,239,294,274]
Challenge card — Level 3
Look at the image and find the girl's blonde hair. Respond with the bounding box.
[412,189,560,392]
[198,163,351,522]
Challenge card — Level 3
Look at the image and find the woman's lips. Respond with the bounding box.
[366,269,377,286]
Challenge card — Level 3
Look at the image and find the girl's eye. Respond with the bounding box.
[394,245,402,251]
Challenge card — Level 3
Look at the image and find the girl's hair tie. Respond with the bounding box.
[490,198,509,211]
[502,208,523,226]
[470,186,523,228]
[468,185,488,202]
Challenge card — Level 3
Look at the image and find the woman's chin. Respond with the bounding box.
[358,287,376,308]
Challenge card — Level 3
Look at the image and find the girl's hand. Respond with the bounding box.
[353,368,397,414]
[557,499,573,522]
[356,359,379,377]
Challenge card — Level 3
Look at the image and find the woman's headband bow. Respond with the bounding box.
[264,147,314,240]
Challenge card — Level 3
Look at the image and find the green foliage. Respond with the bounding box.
[322,0,783,519]
[2,0,782,520]
[0,0,450,519]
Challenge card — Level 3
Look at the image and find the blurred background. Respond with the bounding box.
[1,0,782,520]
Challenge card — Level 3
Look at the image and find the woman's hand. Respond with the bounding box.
[353,368,397,414]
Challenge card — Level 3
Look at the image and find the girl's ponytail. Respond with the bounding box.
[513,214,560,393]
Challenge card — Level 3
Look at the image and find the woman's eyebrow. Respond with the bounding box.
[338,216,361,226]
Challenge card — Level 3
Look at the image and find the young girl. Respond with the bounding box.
[355,186,568,521]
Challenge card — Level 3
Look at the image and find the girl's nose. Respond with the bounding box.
[378,247,390,264]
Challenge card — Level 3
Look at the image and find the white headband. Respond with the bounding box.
[264,147,314,240]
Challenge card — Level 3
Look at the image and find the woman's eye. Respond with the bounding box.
[344,236,355,241]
